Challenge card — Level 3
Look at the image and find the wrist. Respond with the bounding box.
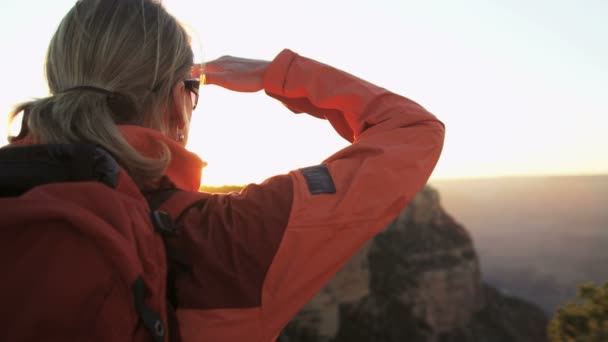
[263,49,298,96]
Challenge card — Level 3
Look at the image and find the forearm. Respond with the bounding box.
[263,49,444,143]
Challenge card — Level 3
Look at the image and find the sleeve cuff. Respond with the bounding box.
[263,49,298,97]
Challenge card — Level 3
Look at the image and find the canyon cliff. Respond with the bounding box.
[278,186,548,342]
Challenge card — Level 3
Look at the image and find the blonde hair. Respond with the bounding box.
[10,0,194,187]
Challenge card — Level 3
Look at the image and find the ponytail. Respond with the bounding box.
[9,89,170,187]
[7,0,195,187]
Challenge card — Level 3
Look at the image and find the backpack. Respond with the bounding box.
[0,144,199,342]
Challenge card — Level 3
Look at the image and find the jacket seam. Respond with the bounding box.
[259,171,299,339]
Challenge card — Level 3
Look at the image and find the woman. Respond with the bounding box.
[5,0,444,341]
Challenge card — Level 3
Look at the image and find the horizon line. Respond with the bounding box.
[429,171,608,182]
[200,171,608,188]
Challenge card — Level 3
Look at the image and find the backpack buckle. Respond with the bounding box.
[151,210,176,236]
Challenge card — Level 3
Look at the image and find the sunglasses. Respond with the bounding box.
[185,64,204,110]
[184,79,199,110]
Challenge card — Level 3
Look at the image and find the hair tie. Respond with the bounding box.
[60,86,138,124]
[62,86,114,96]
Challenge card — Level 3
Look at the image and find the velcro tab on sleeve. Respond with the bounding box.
[300,164,336,195]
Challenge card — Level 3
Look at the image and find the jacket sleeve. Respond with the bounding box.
[174,49,445,341]
[260,49,444,339]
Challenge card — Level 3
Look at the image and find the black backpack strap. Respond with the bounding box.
[132,277,166,342]
[145,188,207,222]
[143,188,207,267]
[145,189,183,213]
[143,187,207,338]
[144,188,198,272]
[0,144,120,197]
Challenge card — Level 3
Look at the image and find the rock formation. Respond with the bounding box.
[278,186,548,342]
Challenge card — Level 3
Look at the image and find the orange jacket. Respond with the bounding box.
[128,48,445,341]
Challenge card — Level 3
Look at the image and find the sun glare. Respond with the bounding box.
[1,0,606,187]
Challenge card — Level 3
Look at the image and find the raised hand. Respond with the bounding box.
[203,56,271,93]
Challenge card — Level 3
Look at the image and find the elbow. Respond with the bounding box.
[408,116,446,150]
[413,118,446,184]
[419,110,446,150]
[427,118,446,165]
[431,118,446,148]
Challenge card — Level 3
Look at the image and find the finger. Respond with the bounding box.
[202,62,224,73]
[203,56,237,72]
[202,71,231,87]
[202,72,261,93]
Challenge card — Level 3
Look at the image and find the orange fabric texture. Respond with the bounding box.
[172,49,445,341]
[263,50,444,341]
[118,125,206,191]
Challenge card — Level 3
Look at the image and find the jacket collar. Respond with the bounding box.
[9,125,205,192]
[119,125,205,191]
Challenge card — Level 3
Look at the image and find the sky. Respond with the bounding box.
[0,0,606,186]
